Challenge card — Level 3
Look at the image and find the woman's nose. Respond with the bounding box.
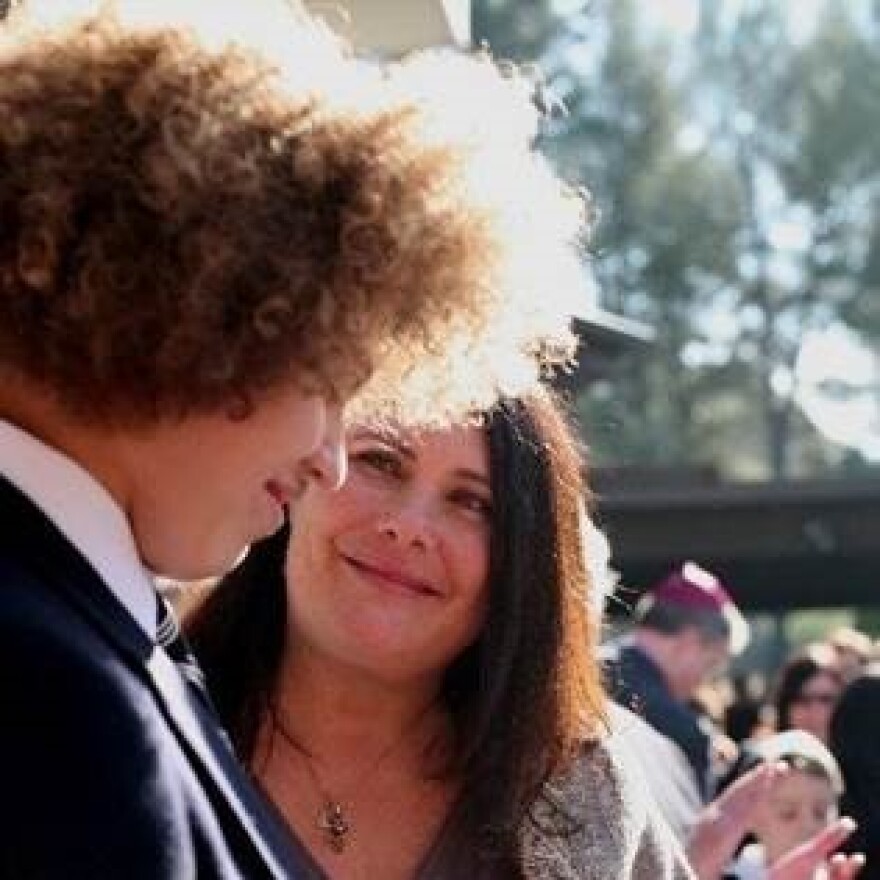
[377,504,437,550]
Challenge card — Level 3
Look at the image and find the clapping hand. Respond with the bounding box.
[686,761,865,880]
[767,818,864,880]
[687,759,787,879]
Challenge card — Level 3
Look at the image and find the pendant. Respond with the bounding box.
[318,801,350,853]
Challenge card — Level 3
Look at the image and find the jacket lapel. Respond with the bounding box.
[145,642,293,878]
[0,477,293,878]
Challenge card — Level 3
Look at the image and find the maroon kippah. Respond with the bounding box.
[648,561,734,611]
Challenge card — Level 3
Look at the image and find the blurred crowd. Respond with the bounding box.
[604,562,879,879]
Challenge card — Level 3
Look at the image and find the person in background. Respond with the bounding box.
[772,644,843,746]
[0,5,582,875]
[188,390,696,879]
[721,731,852,880]
[612,682,861,880]
[581,520,859,879]
[724,673,773,746]
[827,627,873,685]
[603,562,750,803]
[687,752,861,880]
[690,678,741,781]
[831,667,880,879]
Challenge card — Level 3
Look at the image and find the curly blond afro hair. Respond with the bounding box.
[0,7,590,425]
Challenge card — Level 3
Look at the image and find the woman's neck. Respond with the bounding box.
[255,641,462,876]
[267,640,448,766]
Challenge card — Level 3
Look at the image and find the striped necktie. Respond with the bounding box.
[155,594,238,758]
[155,594,208,694]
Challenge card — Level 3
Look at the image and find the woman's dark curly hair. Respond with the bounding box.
[186,388,607,867]
[0,11,586,424]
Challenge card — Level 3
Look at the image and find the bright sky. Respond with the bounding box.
[648,0,700,36]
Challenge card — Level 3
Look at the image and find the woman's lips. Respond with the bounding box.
[343,555,440,597]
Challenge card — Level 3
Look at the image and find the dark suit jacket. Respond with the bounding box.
[0,477,298,879]
[603,640,712,801]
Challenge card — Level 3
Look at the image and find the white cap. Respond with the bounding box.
[750,730,843,795]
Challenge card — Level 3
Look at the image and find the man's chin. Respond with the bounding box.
[230,543,252,569]
[145,541,248,583]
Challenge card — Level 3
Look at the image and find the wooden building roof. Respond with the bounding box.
[595,476,880,612]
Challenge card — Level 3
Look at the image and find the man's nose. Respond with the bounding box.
[301,404,347,491]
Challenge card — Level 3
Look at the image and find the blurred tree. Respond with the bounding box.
[689,0,880,477]
[786,2,880,344]
[473,0,880,479]
[854,607,880,637]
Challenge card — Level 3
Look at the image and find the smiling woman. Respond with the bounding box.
[286,423,492,684]
[186,388,695,879]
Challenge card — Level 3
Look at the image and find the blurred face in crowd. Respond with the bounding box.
[286,422,492,686]
[787,671,841,745]
[670,629,731,701]
[832,645,868,684]
[755,768,837,864]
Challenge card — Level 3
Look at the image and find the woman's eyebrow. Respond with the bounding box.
[349,427,416,460]
[454,468,491,488]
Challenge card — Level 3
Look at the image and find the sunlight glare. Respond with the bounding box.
[650,0,699,37]
[795,328,880,460]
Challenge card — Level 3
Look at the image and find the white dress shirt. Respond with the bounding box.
[0,418,157,639]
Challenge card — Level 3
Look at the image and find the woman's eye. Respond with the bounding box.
[353,448,402,477]
[451,490,492,518]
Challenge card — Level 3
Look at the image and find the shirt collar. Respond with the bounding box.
[0,419,158,639]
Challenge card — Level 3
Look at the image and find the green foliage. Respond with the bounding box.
[784,609,860,645]
[854,607,880,636]
[473,0,880,479]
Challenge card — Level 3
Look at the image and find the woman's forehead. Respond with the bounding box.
[347,419,486,446]
[347,421,490,475]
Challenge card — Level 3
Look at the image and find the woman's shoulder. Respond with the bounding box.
[549,732,681,837]
[518,732,696,880]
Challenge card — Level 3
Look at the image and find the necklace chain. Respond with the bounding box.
[272,705,434,854]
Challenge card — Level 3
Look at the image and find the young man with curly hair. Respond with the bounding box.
[0,5,589,878]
